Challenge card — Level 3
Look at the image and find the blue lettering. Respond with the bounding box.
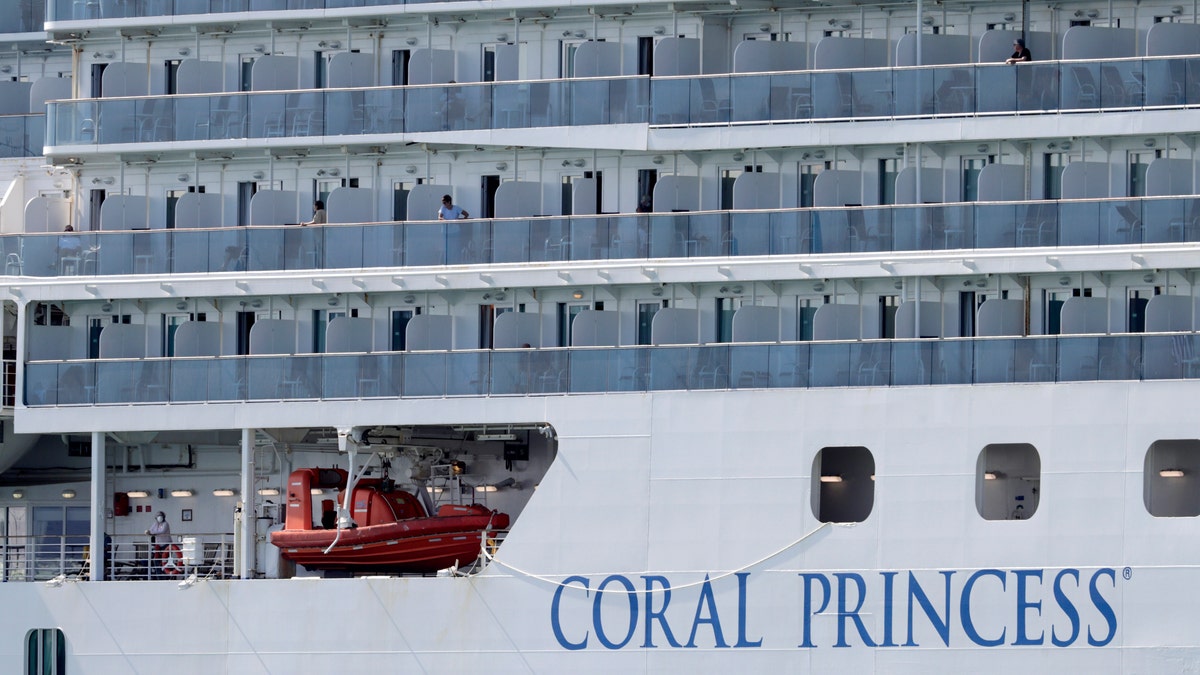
[685,575,729,648]
[1087,568,1118,647]
[904,571,954,647]
[961,569,1007,647]
[1051,569,1080,647]
[1012,570,1044,645]
[594,575,638,650]
[880,571,898,647]
[641,576,682,648]
[734,572,762,648]
[551,575,590,650]
[799,573,831,648]
[834,573,877,648]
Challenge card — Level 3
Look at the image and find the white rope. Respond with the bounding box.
[464,521,840,594]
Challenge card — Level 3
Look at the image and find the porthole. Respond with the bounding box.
[976,443,1040,520]
[811,446,875,523]
[1144,439,1200,517]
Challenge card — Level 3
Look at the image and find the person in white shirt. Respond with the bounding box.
[438,194,469,220]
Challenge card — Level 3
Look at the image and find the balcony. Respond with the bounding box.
[48,0,448,21]
[0,114,46,158]
[21,333,1187,406]
[44,55,1200,150]
[4,196,1198,278]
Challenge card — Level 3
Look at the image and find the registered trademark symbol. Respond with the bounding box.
[1122,567,1132,580]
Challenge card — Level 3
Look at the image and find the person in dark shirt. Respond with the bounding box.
[1006,38,1031,64]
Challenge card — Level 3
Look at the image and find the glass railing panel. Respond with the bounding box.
[934,66,975,115]
[130,231,172,276]
[1057,200,1100,246]
[611,348,649,392]
[568,78,613,126]
[1018,63,1061,112]
[1143,333,1200,380]
[530,349,570,394]
[6,0,44,31]
[1058,336,1102,381]
[810,342,852,387]
[973,338,1020,384]
[568,217,610,262]
[974,202,1021,249]
[404,86,445,132]
[647,214,686,258]
[686,212,726,257]
[1104,199,1144,245]
[282,226,322,270]
[491,219,531,264]
[850,341,892,386]
[249,93,286,139]
[651,78,691,125]
[1096,335,1142,381]
[977,64,1017,113]
[170,359,210,402]
[175,0,213,15]
[207,94,250,141]
[689,344,729,389]
[1102,61,1144,108]
[931,340,973,384]
[1015,337,1057,382]
[567,348,620,393]
[95,361,168,404]
[1185,58,1200,104]
[811,71,850,119]
[610,215,649,258]
[893,67,935,117]
[401,352,446,397]
[321,354,361,399]
[0,117,29,158]
[444,220,488,265]
[133,97,174,142]
[730,73,770,122]
[96,99,136,144]
[326,90,368,136]
[769,343,809,388]
[490,350,530,395]
[812,209,856,254]
[24,363,59,406]
[647,346,689,391]
[530,218,572,263]
[693,77,732,125]
[728,344,770,389]
[455,83,491,131]
[403,221,447,266]
[773,72,814,121]
[360,223,402,269]
[890,341,934,386]
[447,351,489,396]
[1143,58,1186,106]
[1143,198,1191,243]
[1062,62,1102,110]
[729,211,771,256]
[769,209,813,255]
[363,88,405,134]
[850,70,892,117]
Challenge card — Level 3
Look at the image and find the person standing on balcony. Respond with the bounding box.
[438,194,469,220]
[301,200,326,226]
[144,511,172,578]
[1006,38,1031,64]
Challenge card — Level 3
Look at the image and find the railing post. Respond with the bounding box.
[89,431,105,581]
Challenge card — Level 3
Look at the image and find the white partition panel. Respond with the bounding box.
[1062,27,1137,60]
[977,299,1025,336]
[1145,158,1194,197]
[173,321,221,357]
[327,188,375,224]
[407,184,455,221]
[731,306,779,343]
[1146,22,1200,56]
[176,60,224,94]
[326,317,374,353]
[248,190,299,226]
[572,179,598,215]
[732,40,807,73]
[99,324,145,359]
[249,319,298,355]
[895,33,971,66]
[495,44,522,81]
[1060,162,1111,199]
[653,38,701,76]
[574,42,623,77]
[652,176,700,212]
[731,173,780,210]
[24,197,71,233]
[251,56,301,91]
[977,164,1027,202]
[894,168,948,205]
[1060,297,1110,335]
[571,310,619,347]
[812,37,890,69]
[1146,295,1199,332]
[651,308,699,345]
[495,182,542,218]
[812,304,860,341]
[27,325,73,360]
[328,52,376,88]
[406,315,453,351]
[494,312,541,349]
[173,193,221,228]
[408,49,456,85]
[896,301,951,338]
[978,31,1053,63]
[101,62,147,97]
[812,170,864,207]
[30,78,71,110]
[99,196,149,230]
[0,82,32,115]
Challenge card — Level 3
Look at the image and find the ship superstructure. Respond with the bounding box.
[1,0,1200,672]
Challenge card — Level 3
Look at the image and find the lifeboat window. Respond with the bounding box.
[811,446,874,523]
[976,443,1040,521]
[1144,439,1200,517]
[25,628,65,675]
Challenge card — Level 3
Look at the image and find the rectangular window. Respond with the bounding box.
[1128,150,1160,197]
[716,297,735,343]
[961,156,992,202]
[390,308,420,351]
[391,50,410,86]
[558,303,587,347]
[25,628,66,675]
[240,57,255,92]
[392,181,413,221]
[637,301,663,345]
[798,299,816,341]
[161,312,190,357]
[878,158,898,205]
[720,168,742,210]
[799,164,822,208]
[637,36,655,76]
[164,59,181,95]
[878,295,898,339]
[1043,153,1066,199]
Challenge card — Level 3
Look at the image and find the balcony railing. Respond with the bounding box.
[0,532,234,581]
[0,114,45,158]
[1,0,45,33]
[3,196,1196,278]
[49,0,458,22]
[22,333,1192,406]
[44,55,1200,148]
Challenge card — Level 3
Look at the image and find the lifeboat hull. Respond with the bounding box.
[270,513,509,573]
